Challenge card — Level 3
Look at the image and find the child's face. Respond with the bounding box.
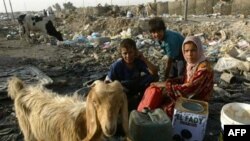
[120,47,137,64]
[183,42,199,64]
[151,30,164,41]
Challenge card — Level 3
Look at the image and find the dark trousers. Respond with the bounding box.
[169,60,185,78]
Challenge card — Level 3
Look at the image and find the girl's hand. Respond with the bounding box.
[150,82,166,88]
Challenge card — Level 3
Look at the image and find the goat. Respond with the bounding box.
[7,77,130,141]
[84,80,129,141]
[17,14,63,43]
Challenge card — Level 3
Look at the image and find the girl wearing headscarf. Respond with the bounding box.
[148,36,214,118]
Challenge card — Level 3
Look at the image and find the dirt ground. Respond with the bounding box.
[0,37,82,91]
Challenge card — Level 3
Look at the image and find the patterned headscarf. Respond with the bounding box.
[182,36,206,81]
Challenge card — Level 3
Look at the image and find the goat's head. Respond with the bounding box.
[17,14,26,25]
[85,80,128,140]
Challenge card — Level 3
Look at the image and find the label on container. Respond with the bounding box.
[172,109,208,141]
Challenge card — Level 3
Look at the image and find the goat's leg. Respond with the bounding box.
[25,35,31,43]
[44,36,48,44]
[22,25,31,43]
[20,35,27,44]
[43,33,49,44]
[38,33,48,44]
[20,125,37,141]
[25,30,32,43]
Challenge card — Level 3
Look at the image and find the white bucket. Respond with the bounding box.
[220,102,250,130]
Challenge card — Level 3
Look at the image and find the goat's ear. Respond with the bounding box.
[121,92,129,136]
[88,82,95,88]
[88,80,102,88]
[85,92,98,140]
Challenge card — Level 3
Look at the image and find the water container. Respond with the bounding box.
[220,102,250,130]
[129,108,173,141]
[172,97,209,141]
[219,102,250,141]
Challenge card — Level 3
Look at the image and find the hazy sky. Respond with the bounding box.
[0,0,172,13]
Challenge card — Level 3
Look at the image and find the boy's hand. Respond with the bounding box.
[137,51,146,62]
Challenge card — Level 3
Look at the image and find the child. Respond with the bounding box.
[148,17,185,79]
[149,36,214,118]
[106,38,158,112]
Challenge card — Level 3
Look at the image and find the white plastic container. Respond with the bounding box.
[220,102,250,130]
[172,97,209,141]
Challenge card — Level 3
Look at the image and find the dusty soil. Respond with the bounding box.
[0,37,80,90]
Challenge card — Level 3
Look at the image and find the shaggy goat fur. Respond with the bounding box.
[8,77,129,141]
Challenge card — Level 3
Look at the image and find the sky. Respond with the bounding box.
[0,0,172,13]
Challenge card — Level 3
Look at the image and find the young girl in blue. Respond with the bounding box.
[106,38,158,112]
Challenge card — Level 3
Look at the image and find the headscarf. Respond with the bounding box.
[182,36,206,81]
